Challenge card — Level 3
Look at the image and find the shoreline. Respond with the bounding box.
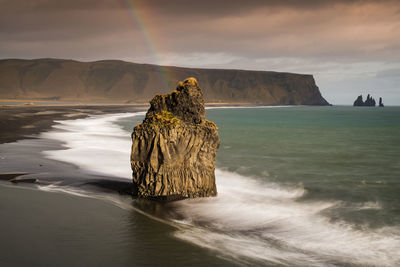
[0,109,175,222]
[0,106,144,195]
[0,110,138,196]
[0,104,147,144]
[0,103,297,144]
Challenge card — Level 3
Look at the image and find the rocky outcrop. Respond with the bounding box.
[353,95,364,106]
[379,97,384,107]
[130,78,219,199]
[0,58,330,105]
[364,94,376,106]
[353,94,378,107]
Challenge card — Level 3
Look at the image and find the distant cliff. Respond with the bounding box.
[0,58,329,105]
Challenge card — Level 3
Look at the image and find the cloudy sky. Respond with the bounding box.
[1,0,399,104]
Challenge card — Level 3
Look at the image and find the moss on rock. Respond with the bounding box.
[131,78,219,199]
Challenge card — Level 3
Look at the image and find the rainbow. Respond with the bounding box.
[118,0,172,90]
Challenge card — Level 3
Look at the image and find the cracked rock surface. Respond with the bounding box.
[131,78,219,199]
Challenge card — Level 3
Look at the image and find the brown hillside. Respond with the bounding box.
[0,58,329,105]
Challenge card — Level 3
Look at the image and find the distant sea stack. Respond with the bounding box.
[130,78,219,199]
[364,94,376,106]
[353,95,365,106]
[353,94,383,107]
[379,97,384,107]
[0,58,329,105]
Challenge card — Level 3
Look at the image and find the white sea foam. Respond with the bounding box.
[172,170,400,266]
[39,112,400,266]
[41,112,145,179]
[38,183,98,199]
[353,201,383,210]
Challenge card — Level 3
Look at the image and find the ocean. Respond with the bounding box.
[0,106,399,266]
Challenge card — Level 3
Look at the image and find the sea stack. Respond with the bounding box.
[364,94,376,106]
[131,78,220,199]
[353,95,364,106]
[379,97,384,107]
[353,94,377,107]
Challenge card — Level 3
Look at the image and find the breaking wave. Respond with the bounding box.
[41,112,144,178]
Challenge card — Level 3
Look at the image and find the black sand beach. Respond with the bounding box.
[0,105,147,195]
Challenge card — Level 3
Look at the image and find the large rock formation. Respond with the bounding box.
[353,95,364,106]
[130,78,219,199]
[353,94,380,107]
[0,58,330,105]
[379,97,384,107]
[364,94,376,106]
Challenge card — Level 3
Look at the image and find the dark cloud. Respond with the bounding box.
[1,0,399,61]
[0,0,119,11]
[131,0,395,17]
[2,0,397,16]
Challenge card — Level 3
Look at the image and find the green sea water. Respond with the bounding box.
[207,106,400,228]
[119,106,400,265]
[119,106,400,227]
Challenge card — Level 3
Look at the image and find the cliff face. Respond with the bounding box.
[0,58,329,105]
[131,78,219,199]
